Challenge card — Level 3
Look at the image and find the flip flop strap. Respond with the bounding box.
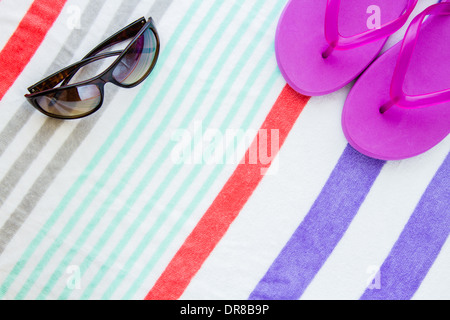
[388,2,450,110]
[324,0,418,50]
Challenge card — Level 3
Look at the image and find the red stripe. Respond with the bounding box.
[0,0,67,100]
[145,85,310,300]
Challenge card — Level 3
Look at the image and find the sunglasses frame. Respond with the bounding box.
[25,17,160,120]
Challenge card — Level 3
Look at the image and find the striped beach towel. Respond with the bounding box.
[0,0,448,300]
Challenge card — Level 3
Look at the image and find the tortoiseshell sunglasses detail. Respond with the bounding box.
[25,17,160,119]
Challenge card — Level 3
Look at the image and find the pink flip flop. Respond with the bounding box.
[342,2,450,161]
[275,0,418,96]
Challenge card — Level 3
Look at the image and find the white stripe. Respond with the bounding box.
[413,237,450,300]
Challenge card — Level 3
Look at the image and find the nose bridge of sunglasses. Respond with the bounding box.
[97,77,109,85]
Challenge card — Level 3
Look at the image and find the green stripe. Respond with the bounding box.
[0,0,203,299]
[50,0,244,300]
[82,0,269,300]
[37,0,235,299]
[114,6,284,299]
[123,67,282,300]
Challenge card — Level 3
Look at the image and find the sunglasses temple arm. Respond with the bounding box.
[28,52,122,93]
[57,18,148,87]
[81,17,147,60]
[27,17,150,93]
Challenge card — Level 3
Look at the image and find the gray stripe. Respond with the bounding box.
[0,0,107,158]
[0,108,34,158]
[147,0,173,20]
[0,119,64,206]
[0,0,108,208]
[0,1,172,255]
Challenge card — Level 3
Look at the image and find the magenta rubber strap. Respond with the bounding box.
[381,2,450,113]
[324,0,418,55]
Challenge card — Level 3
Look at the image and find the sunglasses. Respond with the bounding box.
[25,17,160,120]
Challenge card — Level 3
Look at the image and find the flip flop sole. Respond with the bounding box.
[342,14,450,160]
[275,0,410,96]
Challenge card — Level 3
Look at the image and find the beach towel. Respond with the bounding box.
[0,0,448,300]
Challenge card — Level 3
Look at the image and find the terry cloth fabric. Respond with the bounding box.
[0,0,448,300]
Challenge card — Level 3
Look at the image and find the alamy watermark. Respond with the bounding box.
[367,5,382,30]
[66,265,81,290]
[66,5,82,30]
[171,121,280,175]
[367,265,382,290]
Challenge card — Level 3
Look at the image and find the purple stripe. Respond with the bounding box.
[361,153,450,300]
[249,145,385,300]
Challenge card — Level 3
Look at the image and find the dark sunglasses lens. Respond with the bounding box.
[112,27,157,85]
[36,85,101,118]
